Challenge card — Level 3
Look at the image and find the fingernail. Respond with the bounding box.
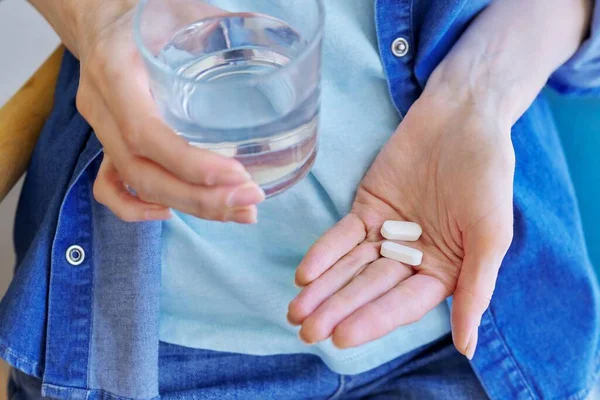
[145,208,172,221]
[217,170,252,186]
[227,183,265,208]
[227,206,258,224]
[465,329,479,360]
[294,281,305,289]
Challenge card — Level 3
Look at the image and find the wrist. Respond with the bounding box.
[425,54,524,130]
[426,0,593,126]
[74,0,138,61]
[27,0,80,56]
[28,0,138,60]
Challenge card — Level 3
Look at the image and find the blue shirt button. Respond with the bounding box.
[391,37,409,57]
[66,245,86,266]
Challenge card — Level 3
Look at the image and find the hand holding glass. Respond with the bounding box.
[134,0,325,197]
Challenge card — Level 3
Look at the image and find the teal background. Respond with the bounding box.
[547,90,600,275]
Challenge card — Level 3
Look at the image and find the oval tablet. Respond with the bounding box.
[381,221,422,242]
[380,241,423,266]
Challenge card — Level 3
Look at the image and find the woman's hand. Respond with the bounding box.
[287,0,592,359]
[32,0,266,223]
[287,79,515,358]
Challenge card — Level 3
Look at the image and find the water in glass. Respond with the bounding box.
[156,13,319,197]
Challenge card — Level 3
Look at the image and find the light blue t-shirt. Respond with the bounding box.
[160,0,451,375]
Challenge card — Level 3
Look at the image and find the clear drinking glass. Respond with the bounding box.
[134,0,325,197]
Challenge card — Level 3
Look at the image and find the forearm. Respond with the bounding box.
[429,0,593,125]
[27,0,137,59]
[26,0,81,56]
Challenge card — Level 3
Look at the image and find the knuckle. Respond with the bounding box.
[119,168,145,200]
[189,202,209,220]
[190,191,226,221]
[135,183,159,205]
[115,182,135,203]
[341,252,361,270]
[357,269,378,287]
[119,162,139,188]
[327,295,348,313]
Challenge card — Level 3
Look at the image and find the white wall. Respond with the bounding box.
[0,0,60,300]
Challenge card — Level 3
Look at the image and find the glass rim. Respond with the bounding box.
[133,0,325,86]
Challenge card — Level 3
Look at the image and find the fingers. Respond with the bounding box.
[288,242,381,325]
[295,214,367,287]
[88,95,264,223]
[114,75,251,186]
[83,41,251,187]
[451,211,513,359]
[332,274,451,349]
[117,156,263,223]
[298,258,414,344]
[93,155,172,222]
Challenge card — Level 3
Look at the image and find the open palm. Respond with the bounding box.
[288,90,515,358]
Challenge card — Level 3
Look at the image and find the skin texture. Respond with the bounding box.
[29,0,592,358]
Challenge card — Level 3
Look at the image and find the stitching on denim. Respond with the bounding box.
[75,156,94,388]
[0,341,42,379]
[0,342,41,369]
[487,308,537,400]
[85,161,100,393]
[42,384,160,400]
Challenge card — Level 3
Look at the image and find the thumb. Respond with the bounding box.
[452,209,513,359]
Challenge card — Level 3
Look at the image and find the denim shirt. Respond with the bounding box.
[1,1,600,399]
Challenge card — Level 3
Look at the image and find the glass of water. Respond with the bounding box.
[134,0,325,197]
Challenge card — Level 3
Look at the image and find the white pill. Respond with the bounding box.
[380,241,423,266]
[381,221,422,242]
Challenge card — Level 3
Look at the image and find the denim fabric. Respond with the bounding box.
[9,336,488,400]
[1,1,600,399]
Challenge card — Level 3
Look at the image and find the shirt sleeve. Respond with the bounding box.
[548,1,600,96]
